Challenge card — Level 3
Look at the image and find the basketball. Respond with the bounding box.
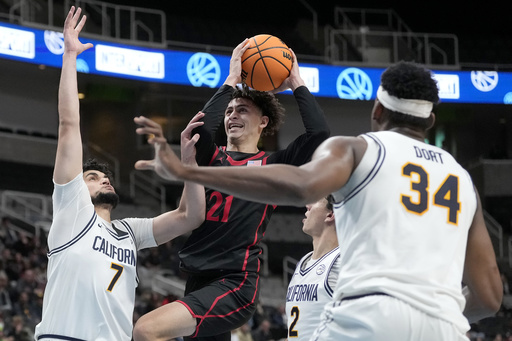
[241,34,293,91]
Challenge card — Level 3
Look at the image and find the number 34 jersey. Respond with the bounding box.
[331,131,477,333]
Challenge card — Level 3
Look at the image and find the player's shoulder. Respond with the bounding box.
[313,135,367,162]
[113,217,151,231]
[317,135,365,150]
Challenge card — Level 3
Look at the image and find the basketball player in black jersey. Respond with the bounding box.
[134,61,502,341]
[133,40,330,341]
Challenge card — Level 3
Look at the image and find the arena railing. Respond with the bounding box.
[0,190,52,238]
[6,0,166,48]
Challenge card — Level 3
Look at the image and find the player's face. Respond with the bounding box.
[84,170,119,209]
[224,98,269,141]
[302,198,330,236]
[84,170,116,197]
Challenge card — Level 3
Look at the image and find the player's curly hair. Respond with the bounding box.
[83,158,115,184]
[231,84,285,136]
[380,61,439,130]
[325,195,334,211]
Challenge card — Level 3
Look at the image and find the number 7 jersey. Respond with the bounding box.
[331,131,477,334]
[35,173,156,341]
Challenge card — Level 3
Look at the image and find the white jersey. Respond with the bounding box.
[286,247,340,340]
[331,131,477,333]
[35,173,157,341]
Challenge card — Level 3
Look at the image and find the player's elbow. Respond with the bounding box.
[133,317,154,341]
[58,114,79,130]
[486,282,504,315]
[464,269,504,321]
[173,211,204,235]
[188,212,205,230]
[480,291,502,317]
[485,268,504,314]
[476,292,503,320]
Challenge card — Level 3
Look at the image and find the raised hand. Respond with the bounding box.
[270,48,305,94]
[63,6,93,56]
[225,38,250,87]
[180,112,205,166]
[134,116,184,182]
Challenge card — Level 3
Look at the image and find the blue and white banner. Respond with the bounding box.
[1,21,511,105]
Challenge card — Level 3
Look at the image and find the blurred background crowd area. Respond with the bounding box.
[1,216,512,341]
[1,0,512,340]
[0,218,292,341]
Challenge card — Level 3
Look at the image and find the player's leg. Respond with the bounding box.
[181,272,258,339]
[132,301,196,341]
[134,272,257,340]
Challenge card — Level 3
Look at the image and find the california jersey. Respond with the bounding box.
[35,173,156,341]
[286,247,340,340]
[331,131,477,333]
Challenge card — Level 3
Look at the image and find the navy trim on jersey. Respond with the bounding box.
[299,246,340,276]
[104,222,131,241]
[117,219,136,242]
[334,133,386,208]
[116,219,139,284]
[47,212,97,257]
[324,253,340,297]
[111,223,128,237]
[37,334,86,341]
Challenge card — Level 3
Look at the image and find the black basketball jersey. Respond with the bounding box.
[179,84,329,274]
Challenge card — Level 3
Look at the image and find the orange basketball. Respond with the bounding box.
[241,34,293,91]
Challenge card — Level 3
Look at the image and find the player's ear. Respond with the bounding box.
[260,116,269,128]
[372,100,384,122]
[325,212,335,224]
[426,113,436,130]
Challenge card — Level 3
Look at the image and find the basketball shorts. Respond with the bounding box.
[311,294,469,341]
[178,271,259,340]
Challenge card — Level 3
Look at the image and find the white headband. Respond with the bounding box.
[376,86,433,118]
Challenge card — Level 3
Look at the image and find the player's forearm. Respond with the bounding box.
[178,181,206,227]
[179,164,311,206]
[152,182,205,245]
[201,84,234,126]
[58,52,81,126]
[54,52,84,183]
[194,85,234,164]
[294,87,330,136]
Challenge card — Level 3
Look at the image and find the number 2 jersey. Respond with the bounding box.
[35,173,157,341]
[331,131,477,333]
[286,247,340,341]
[178,84,330,274]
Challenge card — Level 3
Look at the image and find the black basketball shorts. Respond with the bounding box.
[177,271,259,339]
